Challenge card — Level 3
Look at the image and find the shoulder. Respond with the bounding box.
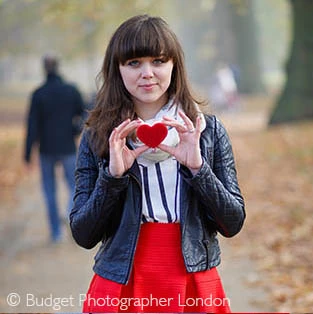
[30,84,46,102]
[32,81,46,94]
[77,128,102,166]
[202,114,216,128]
[79,128,101,159]
[63,80,81,93]
[202,114,227,136]
[79,128,92,147]
[76,128,93,156]
[200,114,232,156]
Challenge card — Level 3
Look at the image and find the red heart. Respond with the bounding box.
[136,123,168,148]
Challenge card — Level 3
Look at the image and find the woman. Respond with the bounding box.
[70,14,245,313]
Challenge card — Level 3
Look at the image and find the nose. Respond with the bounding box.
[141,62,154,79]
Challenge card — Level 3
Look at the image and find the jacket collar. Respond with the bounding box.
[46,73,62,83]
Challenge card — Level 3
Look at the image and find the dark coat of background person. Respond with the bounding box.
[24,55,85,243]
[24,72,85,161]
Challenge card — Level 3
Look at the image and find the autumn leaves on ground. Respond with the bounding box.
[1,93,313,312]
[221,96,313,312]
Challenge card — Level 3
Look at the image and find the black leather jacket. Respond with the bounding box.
[70,114,245,284]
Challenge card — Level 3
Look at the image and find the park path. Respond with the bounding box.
[0,106,274,313]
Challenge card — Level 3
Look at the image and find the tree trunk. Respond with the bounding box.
[230,0,265,94]
[269,0,313,125]
[174,0,264,95]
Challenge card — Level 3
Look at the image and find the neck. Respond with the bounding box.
[47,72,59,79]
[134,94,168,121]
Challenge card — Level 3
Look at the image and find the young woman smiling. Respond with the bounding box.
[70,14,245,313]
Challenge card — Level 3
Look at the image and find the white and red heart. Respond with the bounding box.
[136,123,168,148]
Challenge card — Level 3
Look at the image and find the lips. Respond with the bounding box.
[139,83,157,90]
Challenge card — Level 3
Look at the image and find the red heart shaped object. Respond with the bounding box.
[136,122,168,148]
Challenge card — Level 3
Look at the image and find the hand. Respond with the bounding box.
[109,119,149,177]
[158,111,203,175]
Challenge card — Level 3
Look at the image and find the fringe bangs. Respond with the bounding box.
[115,17,177,64]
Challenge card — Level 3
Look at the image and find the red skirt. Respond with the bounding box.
[83,222,231,313]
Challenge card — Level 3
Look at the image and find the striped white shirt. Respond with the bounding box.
[137,156,181,223]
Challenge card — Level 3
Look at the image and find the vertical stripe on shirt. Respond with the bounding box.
[155,163,173,222]
[141,165,158,222]
[138,157,181,223]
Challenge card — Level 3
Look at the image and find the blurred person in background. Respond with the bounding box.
[24,54,85,243]
[209,63,240,112]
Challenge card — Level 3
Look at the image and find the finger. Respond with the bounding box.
[109,125,126,144]
[158,143,175,156]
[114,118,131,132]
[119,119,141,138]
[162,115,176,121]
[162,116,188,132]
[109,127,118,143]
[178,111,194,130]
[195,116,201,134]
[113,119,139,138]
[109,128,124,150]
[133,144,149,157]
[162,120,187,133]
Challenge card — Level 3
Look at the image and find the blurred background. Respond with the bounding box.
[1,0,313,312]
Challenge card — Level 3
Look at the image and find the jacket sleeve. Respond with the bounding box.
[69,130,129,249]
[24,91,40,163]
[181,116,245,237]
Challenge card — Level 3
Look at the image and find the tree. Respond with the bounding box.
[174,0,265,94]
[230,0,265,94]
[269,0,313,124]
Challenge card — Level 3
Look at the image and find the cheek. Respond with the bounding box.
[119,70,133,91]
[120,65,130,79]
[161,67,173,89]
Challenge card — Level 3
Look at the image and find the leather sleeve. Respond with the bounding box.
[181,116,245,237]
[69,130,129,249]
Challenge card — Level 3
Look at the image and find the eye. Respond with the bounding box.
[126,59,140,67]
[153,58,166,65]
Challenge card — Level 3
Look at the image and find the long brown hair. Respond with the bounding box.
[87,14,206,158]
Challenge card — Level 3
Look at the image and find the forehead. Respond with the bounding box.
[115,20,177,63]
